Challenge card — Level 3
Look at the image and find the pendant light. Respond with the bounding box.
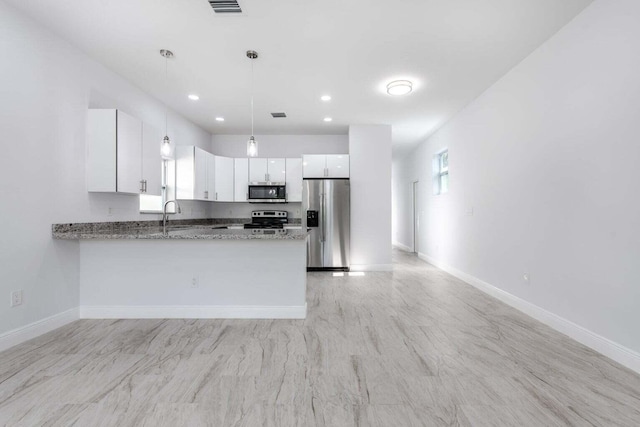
[246,50,259,157]
[160,49,174,159]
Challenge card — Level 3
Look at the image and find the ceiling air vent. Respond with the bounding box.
[271,112,287,118]
[208,0,242,13]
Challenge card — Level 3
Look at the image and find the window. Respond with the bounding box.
[139,159,176,213]
[435,149,449,195]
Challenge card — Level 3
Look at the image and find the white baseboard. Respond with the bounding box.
[393,241,413,252]
[418,252,640,374]
[350,264,394,272]
[79,303,307,319]
[0,308,79,353]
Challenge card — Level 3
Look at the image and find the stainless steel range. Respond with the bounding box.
[244,210,288,230]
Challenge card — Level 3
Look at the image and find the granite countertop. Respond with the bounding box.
[52,219,307,241]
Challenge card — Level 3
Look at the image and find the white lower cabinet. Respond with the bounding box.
[214,155,234,201]
[234,158,249,202]
[285,158,302,202]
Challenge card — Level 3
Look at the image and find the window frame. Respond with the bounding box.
[434,149,449,195]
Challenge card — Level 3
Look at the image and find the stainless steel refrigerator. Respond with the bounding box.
[302,179,350,271]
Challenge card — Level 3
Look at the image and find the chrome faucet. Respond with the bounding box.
[163,200,182,235]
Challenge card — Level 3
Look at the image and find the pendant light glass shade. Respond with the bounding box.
[161,135,174,159]
[247,136,258,157]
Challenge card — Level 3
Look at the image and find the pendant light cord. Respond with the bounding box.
[251,57,254,136]
[164,56,169,136]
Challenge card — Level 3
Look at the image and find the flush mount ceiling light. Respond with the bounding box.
[159,49,174,159]
[188,94,200,101]
[321,95,331,102]
[246,50,259,157]
[386,80,413,96]
[215,117,225,122]
[323,117,333,122]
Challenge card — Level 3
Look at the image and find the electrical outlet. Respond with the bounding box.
[107,207,114,216]
[11,290,23,307]
[191,276,199,288]
[523,272,530,285]
[295,208,300,216]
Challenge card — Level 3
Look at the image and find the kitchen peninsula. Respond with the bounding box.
[53,219,308,319]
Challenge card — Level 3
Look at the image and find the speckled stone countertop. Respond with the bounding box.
[52,219,307,241]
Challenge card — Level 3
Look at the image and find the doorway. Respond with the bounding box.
[412,181,419,253]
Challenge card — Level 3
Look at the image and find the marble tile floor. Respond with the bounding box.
[1,249,639,426]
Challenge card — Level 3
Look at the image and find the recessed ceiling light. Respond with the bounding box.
[323,117,333,122]
[215,117,225,122]
[321,95,331,102]
[188,94,200,101]
[386,80,413,96]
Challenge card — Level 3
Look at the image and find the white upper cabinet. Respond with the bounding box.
[141,123,162,196]
[176,145,215,201]
[267,158,286,182]
[87,109,163,195]
[302,155,326,178]
[116,111,143,194]
[285,158,303,202]
[249,158,286,182]
[87,109,145,194]
[249,158,268,182]
[325,154,350,178]
[234,158,249,202]
[302,154,349,178]
[214,155,234,202]
[206,152,216,201]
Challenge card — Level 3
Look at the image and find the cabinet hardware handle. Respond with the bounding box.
[215,192,218,200]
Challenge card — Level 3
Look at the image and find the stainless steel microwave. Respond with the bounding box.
[247,183,287,203]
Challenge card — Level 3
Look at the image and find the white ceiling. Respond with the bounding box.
[8,0,592,157]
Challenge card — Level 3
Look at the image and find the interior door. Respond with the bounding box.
[323,179,350,268]
[303,180,323,268]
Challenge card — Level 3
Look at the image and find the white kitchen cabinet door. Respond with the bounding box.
[249,158,268,182]
[267,158,286,182]
[116,111,143,194]
[302,155,326,178]
[285,158,302,202]
[141,123,162,196]
[214,155,234,202]
[234,158,249,202]
[206,151,216,201]
[326,154,350,178]
[87,109,145,194]
[194,147,209,200]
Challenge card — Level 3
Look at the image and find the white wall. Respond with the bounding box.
[211,134,349,158]
[0,2,212,336]
[393,0,640,359]
[349,125,392,271]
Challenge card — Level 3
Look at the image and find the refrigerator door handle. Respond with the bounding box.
[320,192,326,242]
